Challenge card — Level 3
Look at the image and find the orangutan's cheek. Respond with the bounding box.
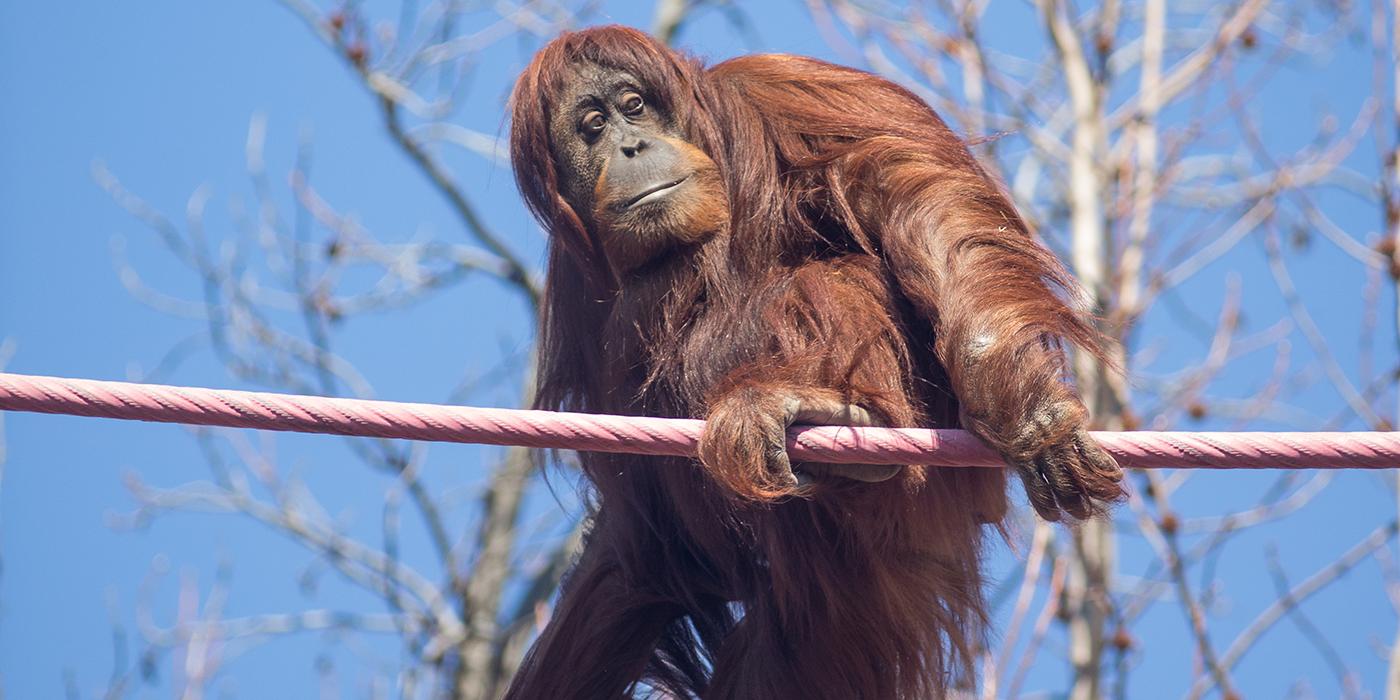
[593,161,727,273]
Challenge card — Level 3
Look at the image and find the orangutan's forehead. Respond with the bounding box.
[556,62,644,106]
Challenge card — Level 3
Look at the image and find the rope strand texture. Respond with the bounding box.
[1,372,1396,469]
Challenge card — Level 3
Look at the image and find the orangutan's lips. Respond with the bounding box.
[625,176,688,208]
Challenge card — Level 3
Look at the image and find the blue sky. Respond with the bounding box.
[1,1,1396,698]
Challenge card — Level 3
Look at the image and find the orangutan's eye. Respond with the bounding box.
[580,110,606,138]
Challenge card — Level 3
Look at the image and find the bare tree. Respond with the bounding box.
[100,1,584,696]
[88,0,1400,697]
[811,0,1400,697]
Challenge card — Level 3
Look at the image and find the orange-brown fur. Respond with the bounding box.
[506,26,1122,699]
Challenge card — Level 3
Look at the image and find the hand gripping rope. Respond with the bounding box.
[0,372,1397,469]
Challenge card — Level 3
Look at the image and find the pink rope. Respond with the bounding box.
[0,372,1396,469]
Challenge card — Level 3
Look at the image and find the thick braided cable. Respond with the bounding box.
[1,372,1397,469]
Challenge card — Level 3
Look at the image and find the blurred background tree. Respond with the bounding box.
[2,0,1398,697]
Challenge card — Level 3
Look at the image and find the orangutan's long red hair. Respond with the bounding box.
[505,25,1117,699]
